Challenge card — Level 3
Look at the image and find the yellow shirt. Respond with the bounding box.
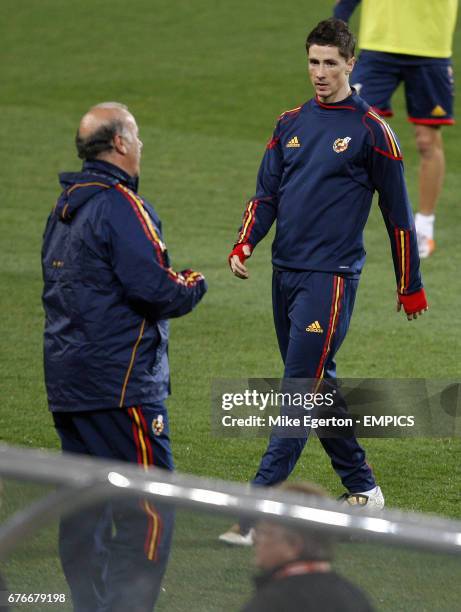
[358,0,458,58]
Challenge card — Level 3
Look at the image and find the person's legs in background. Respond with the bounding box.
[414,125,444,258]
[405,59,455,257]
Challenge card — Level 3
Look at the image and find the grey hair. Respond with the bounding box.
[93,101,129,111]
[75,102,132,160]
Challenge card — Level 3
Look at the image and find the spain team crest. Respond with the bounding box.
[333,137,351,153]
[152,414,164,436]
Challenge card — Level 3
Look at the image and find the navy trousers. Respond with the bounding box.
[252,270,375,493]
[53,404,174,612]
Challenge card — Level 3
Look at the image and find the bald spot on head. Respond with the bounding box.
[78,104,131,141]
[74,102,142,178]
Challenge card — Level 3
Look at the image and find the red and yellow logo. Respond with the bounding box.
[152,415,164,436]
[333,137,351,153]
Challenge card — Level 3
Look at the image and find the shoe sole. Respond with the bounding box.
[218,533,254,546]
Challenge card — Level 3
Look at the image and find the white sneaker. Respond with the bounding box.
[339,486,385,510]
[219,524,254,546]
[417,233,436,259]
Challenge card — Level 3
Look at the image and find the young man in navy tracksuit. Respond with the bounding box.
[42,102,207,610]
[222,19,428,545]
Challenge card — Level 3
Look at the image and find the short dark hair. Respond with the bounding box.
[306,18,356,60]
[75,120,125,160]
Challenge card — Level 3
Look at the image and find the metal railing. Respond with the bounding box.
[0,443,460,559]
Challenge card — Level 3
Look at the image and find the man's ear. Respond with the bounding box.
[113,132,127,155]
[346,55,356,75]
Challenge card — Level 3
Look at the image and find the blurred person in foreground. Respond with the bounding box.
[41,102,207,611]
[334,0,458,257]
[222,18,427,546]
[241,482,374,612]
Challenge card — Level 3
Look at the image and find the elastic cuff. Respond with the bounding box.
[398,288,428,314]
[229,243,252,265]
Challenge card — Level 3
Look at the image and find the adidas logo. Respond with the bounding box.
[431,105,447,117]
[306,321,323,333]
[286,136,301,148]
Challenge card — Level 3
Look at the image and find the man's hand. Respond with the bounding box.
[178,268,205,286]
[396,288,428,321]
[228,244,252,279]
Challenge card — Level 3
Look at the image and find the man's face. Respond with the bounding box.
[121,112,143,177]
[308,44,355,102]
[253,521,301,571]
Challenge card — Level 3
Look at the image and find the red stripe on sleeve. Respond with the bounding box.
[116,184,196,288]
[116,184,164,264]
[405,231,410,291]
[394,228,403,286]
[373,146,402,161]
[369,116,393,155]
[237,203,252,243]
[266,136,280,150]
[244,200,259,242]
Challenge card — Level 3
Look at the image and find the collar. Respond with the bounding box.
[82,159,139,192]
[273,560,331,580]
[314,88,357,111]
[254,559,331,589]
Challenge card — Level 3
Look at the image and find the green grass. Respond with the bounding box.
[1,0,460,610]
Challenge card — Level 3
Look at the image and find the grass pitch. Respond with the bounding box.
[1,1,460,610]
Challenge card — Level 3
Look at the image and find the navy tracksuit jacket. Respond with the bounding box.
[235,91,423,494]
[42,160,206,412]
[42,160,207,611]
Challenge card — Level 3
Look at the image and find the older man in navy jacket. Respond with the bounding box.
[42,102,207,611]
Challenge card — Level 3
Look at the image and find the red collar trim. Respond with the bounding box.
[273,561,331,580]
[315,95,356,111]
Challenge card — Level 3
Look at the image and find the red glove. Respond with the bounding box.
[397,288,428,315]
[228,243,252,267]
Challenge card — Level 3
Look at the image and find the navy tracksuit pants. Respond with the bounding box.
[252,270,375,493]
[53,403,174,612]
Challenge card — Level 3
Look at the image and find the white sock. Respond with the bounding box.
[415,213,435,240]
